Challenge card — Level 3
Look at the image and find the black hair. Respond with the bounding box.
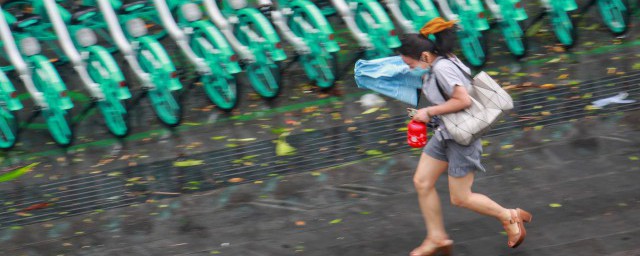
[398,34,434,60]
[397,27,456,60]
[433,28,456,57]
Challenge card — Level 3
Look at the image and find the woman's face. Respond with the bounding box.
[400,52,435,69]
[401,54,420,69]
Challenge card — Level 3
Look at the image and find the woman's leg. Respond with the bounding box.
[413,153,450,242]
[447,173,518,235]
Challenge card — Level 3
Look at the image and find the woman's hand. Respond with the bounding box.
[412,107,432,123]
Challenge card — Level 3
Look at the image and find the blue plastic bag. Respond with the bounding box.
[354,56,423,106]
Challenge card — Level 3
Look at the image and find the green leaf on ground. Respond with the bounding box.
[365,150,383,156]
[329,219,342,224]
[362,108,380,115]
[549,203,562,208]
[173,160,204,167]
[0,163,40,183]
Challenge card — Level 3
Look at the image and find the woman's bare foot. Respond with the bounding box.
[410,238,453,256]
[501,209,520,236]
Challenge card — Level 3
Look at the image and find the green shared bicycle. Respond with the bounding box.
[259,0,341,89]
[81,0,183,127]
[9,0,133,137]
[154,0,242,111]
[0,7,74,147]
[205,0,286,99]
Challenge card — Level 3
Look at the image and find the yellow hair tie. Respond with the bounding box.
[419,17,457,37]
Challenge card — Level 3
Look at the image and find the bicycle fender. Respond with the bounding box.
[0,71,23,111]
[235,8,282,46]
[289,0,340,52]
[357,0,401,48]
[86,45,131,100]
[191,20,242,74]
[138,36,182,91]
[30,55,74,110]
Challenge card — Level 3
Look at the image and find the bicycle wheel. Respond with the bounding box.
[86,50,129,137]
[32,65,73,147]
[138,46,182,127]
[191,35,239,111]
[246,61,281,99]
[300,52,336,89]
[551,9,577,48]
[598,0,631,35]
[0,107,18,149]
[42,108,73,147]
[288,11,337,89]
[501,20,527,58]
[458,30,488,67]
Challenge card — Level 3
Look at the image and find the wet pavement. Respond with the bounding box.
[1,0,640,255]
[0,110,639,256]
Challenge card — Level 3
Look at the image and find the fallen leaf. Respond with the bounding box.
[629,156,639,161]
[501,144,514,150]
[584,105,599,111]
[295,221,306,226]
[0,163,40,182]
[540,111,552,116]
[275,133,296,156]
[549,203,562,208]
[362,107,380,115]
[365,150,383,156]
[173,160,204,167]
[329,219,342,224]
[228,177,244,183]
[607,67,617,74]
[557,74,569,79]
[540,84,556,89]
[552,46,565,53]
[23,202,51,211]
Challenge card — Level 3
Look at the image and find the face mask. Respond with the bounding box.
[409,66,430,77]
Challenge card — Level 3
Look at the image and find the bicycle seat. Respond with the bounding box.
[119,0,147,14]
[71,5,97,24]
[11,13,40,30]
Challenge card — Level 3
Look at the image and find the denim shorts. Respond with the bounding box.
[423,132,486,177]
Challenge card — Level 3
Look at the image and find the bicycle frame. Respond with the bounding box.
[0,7,74,146]
[155,0,242,110]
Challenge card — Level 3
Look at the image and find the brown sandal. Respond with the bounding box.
[503,208,532,248]
[410,239,453,256]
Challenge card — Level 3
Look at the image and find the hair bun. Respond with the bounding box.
[419,17,457,37]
